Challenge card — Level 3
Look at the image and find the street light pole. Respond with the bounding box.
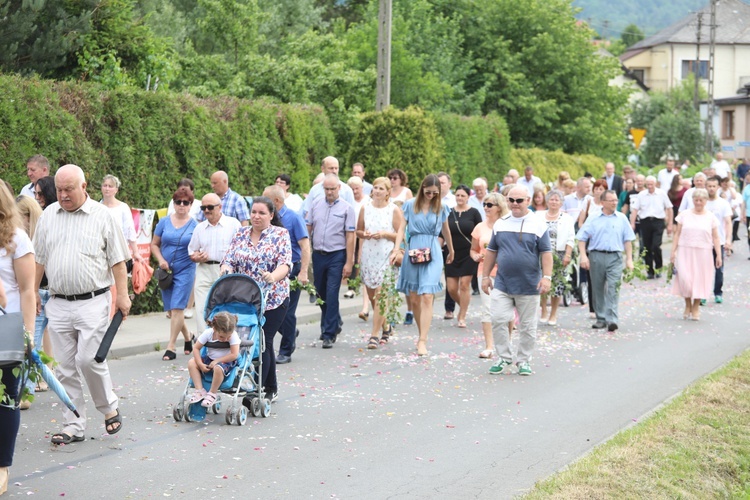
[375,0,392,111]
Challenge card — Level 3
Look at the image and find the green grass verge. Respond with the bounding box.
[525,349,750,499]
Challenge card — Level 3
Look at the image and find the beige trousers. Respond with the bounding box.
[194,263,221,334]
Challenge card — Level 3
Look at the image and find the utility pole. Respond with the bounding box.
[694,12,703,111]
[375,0,392,111]
[705,0,717,154]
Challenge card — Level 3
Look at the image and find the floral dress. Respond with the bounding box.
[360,202,397,288]
[544,218,567,297]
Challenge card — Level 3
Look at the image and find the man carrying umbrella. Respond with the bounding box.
[33,164,131,445]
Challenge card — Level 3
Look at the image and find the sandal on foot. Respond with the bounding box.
[162,349,176,361]
[184,335,195,355]
[358,311,369,321]
[201,392,217,408]
[367,336,379,349]
[105,409,122,435]
[380,326,392,344]
[51,432,85,445]
[443,312,454,320]
[457,320,467,328]
[479,349,494,359]
[189,389,207,404]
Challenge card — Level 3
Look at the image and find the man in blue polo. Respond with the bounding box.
[263,185,311,363]
[577,189,635,332]
[481,185,552,376]
[306,174,356,349]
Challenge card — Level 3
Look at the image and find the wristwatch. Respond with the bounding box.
[542,275,552,280]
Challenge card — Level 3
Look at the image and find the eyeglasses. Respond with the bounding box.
[507,197,527,204]
[423,190,439,196]
[34,191,43,198]
[483,202,497,208]
[174,199,191,206]
[388,175,399,180]
[200,204,218,211]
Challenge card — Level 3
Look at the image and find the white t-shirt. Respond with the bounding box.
[104,201,137,243]
[705,197,732,243]
[711,159,731,179]
[197,328,241,360]
[0,228,34,313]
[657,168,679,190]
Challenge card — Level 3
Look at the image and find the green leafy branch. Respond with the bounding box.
[0,332,55,406]
[376,268,403,326]
[346,264,362,293]
[289,277,324,305]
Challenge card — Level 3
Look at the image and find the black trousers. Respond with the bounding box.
[640,217,665,275]
[0,367,20,466]
[261,298,288,393]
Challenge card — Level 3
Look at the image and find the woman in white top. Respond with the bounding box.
[388,168,413,202]
[535,190,575,326]
[346,177,371,317]
[0,182,36,494]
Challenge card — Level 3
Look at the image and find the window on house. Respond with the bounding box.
[681,60,709,79]
[723,110,735,139]
[631,69,645,82]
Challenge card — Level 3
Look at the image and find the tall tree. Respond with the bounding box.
[621,23,644,48]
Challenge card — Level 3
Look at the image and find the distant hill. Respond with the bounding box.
[572,0,718,38]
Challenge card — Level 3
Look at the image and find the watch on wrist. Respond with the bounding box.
[542,275,552,280]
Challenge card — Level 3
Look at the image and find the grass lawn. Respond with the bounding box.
[525,348,750,499]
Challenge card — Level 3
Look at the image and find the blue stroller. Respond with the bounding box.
[172,274,272,425]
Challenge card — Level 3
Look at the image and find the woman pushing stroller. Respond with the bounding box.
[187,312,241,407]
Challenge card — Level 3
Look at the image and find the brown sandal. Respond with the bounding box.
[380,325,392,344]
[367,336,379,349]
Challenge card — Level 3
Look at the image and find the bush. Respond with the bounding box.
[509,148,607,185]
[431,112,511,185]
[347,107,446,188]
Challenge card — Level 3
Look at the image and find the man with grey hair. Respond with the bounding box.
[187,192,241,333]
[563,177,592,226]
[20,154,50,198]
[630,176,673,279]
[603,162,623,195]
[33,164,131,444]
[306,174,356,349]
[507,169,520,184]
[301,156,355,216]
[199,170,249,225]
[679,172,708,212]
[483,184,552,376]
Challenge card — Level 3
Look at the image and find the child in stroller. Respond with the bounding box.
[187,312,240,407]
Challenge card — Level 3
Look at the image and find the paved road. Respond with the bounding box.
[8,240,750,499]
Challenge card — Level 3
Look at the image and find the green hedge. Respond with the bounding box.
[346,107,511,189]
[0,74,335,202]
[509,148,606,184]
[431,112,510,185]
[346,107,447,188]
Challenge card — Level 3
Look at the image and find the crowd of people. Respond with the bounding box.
[0,151,748,494]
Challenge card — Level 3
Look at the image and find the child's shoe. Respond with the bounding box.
[189,388,206,404]
[201,392,217,408]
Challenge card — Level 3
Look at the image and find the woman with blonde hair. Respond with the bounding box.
[397,174,454,356]
[0,181,37,494]
[470,192,509,358]
[357,177,405,348]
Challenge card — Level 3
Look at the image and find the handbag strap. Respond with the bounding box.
[451,209,473,245]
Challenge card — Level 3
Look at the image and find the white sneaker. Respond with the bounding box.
[343,290,355,299]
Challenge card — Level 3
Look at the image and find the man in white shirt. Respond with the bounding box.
[188,193,241,333]
[20,154,50,198]
[705,176,733,303]
[438,172,456,208]
[629,176,673,279]
[710,152,732,180]
[679,172,708,212]
[516,166,542,195]
[656,159,679,190]
[563,177,592,226]
[602,162,623,195]
[301,156,355,216]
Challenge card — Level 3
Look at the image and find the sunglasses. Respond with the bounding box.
[423,190,439,196]
[507,197,527,204]
[483,202,497,208]
[200,204,218,211]
[174,199,191,206]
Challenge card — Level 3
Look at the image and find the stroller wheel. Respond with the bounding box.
[225,408,235,425]
[173,405,184,422]
[212,399,221,414]
[250,397,261,417]
[260,399,271,418]
[237,406,248,426]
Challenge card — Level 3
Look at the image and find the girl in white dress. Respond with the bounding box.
[356,177,405,349]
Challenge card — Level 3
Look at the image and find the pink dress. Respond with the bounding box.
[671,210,717,299]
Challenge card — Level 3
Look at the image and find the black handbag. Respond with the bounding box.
[155,267,173,290]
[0,305,26,368]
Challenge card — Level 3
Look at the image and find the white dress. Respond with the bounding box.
[360,202,396,288]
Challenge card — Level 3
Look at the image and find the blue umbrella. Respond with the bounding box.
[29,350,80,418]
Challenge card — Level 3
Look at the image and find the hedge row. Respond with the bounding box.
[345,107,511,188]
[0,74,335,205]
